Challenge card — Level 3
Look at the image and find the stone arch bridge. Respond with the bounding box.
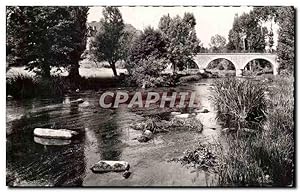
[193,53,278,76]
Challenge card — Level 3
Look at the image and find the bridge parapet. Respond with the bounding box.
[193,53,278,76]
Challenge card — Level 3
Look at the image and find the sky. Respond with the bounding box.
[87,6,254,47]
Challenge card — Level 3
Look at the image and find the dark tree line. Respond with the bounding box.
[7,6,89,80]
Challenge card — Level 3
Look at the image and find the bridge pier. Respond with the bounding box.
[236,69,243,77]
[273,67,278,75]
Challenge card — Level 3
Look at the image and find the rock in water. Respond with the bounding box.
[91,161,130,173]
[33,128,78,139]
[137,135,150,142]
[122,171,131,179]
[70,98,84,104]
[143,130,153,139]
[170,111,181,116]
[174,113,190,119]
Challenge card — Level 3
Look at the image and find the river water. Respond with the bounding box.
[6,79,223,187]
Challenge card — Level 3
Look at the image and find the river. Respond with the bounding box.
[6,79,223,187]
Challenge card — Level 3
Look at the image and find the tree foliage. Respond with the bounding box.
[6,6,89,78]
[128,27,167,66]
[91,6,125,76]
[121,24,141,63]
[227,12,268,53]
[126,27,168,87]
[276,7,295,72]
[159,13,200,71]
[252,6,295,73]
[209,34,227,53]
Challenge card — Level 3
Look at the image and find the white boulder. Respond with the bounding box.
[70,98,84,104]
[174,113,190,119]
[33,128,78,139]
[170,112,181,116]
[143,130,153,139]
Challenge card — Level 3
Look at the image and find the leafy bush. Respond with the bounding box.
[127,56,169,88]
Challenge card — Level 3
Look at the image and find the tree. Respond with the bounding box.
[227,12,268,53]
[159,13,200,72]
[7,7,63,77]
[6,6,89,79]
[252,6,295,73]
[126,27,168,86]
[127,27,167,66]
[92,7,125,76]
[121,24,141,63]
[209,34,227,53]
[67,7,89,80]
[276,7,295,72]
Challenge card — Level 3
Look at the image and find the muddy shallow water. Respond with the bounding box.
[6,79,223,187]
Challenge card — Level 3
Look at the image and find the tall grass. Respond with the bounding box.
[6,73,123,99]
[7,74,67,99]
[212,77,294,186]
[211,78,266,132]
[7,74,38,98]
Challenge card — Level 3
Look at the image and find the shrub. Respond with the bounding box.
[127,56,169,88]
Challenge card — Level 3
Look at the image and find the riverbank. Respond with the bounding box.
[6,66,217,99]
[209,76,294,186]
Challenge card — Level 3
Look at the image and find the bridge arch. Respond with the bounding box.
[242,57,278,75]
[206,58,236,70]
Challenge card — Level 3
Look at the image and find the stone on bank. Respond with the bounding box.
[91,161,130,173]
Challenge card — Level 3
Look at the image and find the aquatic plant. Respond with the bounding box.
[130,116,203,133]
[211,78,267,132]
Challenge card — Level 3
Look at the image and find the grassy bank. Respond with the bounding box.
[6,73,122,99]
[211,77,294,186]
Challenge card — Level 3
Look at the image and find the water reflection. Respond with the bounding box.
[34,137,71,146]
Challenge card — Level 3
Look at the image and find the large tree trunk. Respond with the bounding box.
[69,62,81,80]
[41,64,51,78]
[110,62,118,77]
